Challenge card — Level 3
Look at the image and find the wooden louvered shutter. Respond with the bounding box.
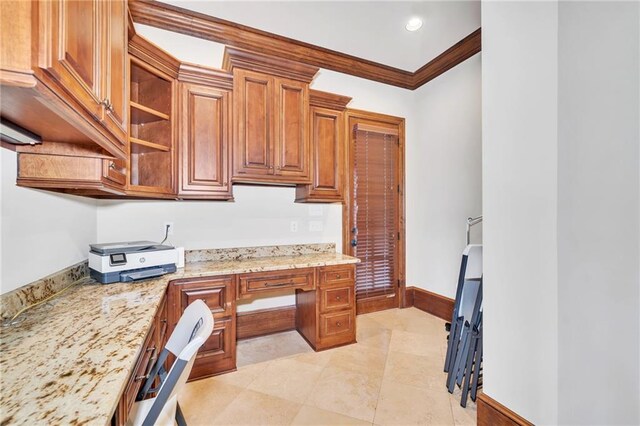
[352,125,399,300]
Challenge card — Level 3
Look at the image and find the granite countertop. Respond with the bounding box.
[0,246,359,425]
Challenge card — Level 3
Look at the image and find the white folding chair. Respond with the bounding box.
[127,300,213,426]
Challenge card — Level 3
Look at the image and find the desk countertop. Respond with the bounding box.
[0,250,359,426]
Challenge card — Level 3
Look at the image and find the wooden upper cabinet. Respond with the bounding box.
[101,0,128,146]
[233,69,274,178]
[38,0,103,120]
[224,48,318,185]
[296,90,352,203]
[275,78,309,178]
[177,64,233,200]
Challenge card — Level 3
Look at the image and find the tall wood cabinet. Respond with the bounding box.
[224,48,318,185]
[296,90,352,203]
[177,64,234,200]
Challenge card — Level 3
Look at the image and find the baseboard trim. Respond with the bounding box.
[477,393,533,426]
[236,305,297,340]
[405,286,454,322]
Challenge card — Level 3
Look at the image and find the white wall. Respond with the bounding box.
[483,1,640,424]
[557,2,639,423]
[482,2,559,424]
[0,149,97,293]
[411,54,482,298]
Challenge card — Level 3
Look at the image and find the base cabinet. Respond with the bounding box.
[167,276,237,380]
[296,264,357,350]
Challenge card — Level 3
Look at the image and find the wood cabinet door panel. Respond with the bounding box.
[189,316,236,380]
[276,79,309,177]
[314,108,343,194]
[39,0,103,119]
[233,69,273,176]
[101,0,127,144]
[179,83,231,197]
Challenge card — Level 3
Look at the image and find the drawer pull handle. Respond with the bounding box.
[135,346,157,382]
[264,281,294,287]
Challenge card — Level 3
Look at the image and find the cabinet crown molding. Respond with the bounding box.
[222,47,318,83]
[129,34,180,78]
[178,62,233,90]
[309,90,352,110]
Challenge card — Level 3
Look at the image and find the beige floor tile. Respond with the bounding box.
[213,388,302,425]
[307,366,383,423]
[212,360,271,388]
[291,405,372,426]
[237,331,313,367]
[288,348,334,368]
[374,379,454,426]
[248,357,324,403]
[328,343,388,377]
[357,323,393,352]
[384,350,447,390]
[179,379,243,426]
[449,388,477,426]
[389,330,441,357]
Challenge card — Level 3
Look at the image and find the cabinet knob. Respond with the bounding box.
[336,322,342,327]
[336,274,341,279]
[109,161,116,170]
[336,296,341,300]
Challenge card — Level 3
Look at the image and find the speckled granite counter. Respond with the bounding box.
[0,246,359,425]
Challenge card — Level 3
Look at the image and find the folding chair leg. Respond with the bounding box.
[470,332,483,402]
[448,323,470,393]
[444,317,461,373]
[460,330,479,407]
[176,402,187,426]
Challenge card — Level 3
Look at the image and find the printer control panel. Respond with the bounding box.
[109,253,127,266]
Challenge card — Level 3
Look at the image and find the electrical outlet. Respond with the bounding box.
[163,222,174,236]
[309,220,323,232]
[290,221,299,232]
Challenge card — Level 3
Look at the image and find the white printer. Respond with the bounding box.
[89,241,178,284]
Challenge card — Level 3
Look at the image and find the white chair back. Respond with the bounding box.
[140,299,213,426]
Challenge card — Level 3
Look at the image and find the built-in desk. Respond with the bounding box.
[0,244,358,426]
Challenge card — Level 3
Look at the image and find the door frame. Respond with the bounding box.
[342,109,406,314]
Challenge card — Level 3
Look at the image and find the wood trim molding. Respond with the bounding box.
[128,34,180,78]
[222,47,318,83]
[309,89,351,110]
[178,62,233,90]
[477,393,534,426]
[129,0,480,90]
[405,286,454,322]
[236,305,297,340]
[413,28,481,87]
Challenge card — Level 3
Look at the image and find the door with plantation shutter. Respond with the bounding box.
[346,115,404,314]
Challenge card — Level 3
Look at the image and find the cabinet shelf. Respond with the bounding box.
[130,101,170,124]
[130,137,171,153]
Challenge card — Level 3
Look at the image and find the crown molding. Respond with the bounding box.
[178,62,233,90]
[222,47,318,83]
[129,0,480,90]
[309,89,352,110]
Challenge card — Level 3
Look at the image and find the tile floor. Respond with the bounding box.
[179,308,477,425]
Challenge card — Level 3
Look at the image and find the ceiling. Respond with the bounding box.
[162,1,481,71]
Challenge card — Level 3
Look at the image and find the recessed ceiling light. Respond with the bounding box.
[405,17,423,32]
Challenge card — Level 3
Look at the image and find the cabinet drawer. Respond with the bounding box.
[238,268,315,299]
[173,276,235,319]
[122,322,157,416]
[320,285,354,312]
[319,310,354,338]
[320,265,355,286]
